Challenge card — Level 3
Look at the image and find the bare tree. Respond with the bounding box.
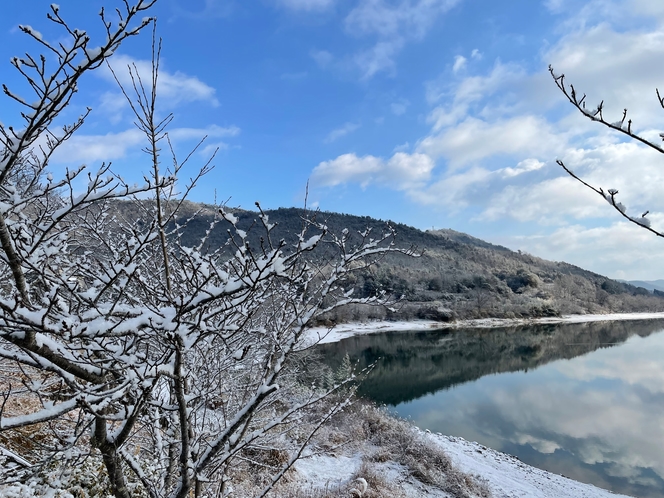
[550,65,664,236]
[0,4,410,497]
[471,279,492,316]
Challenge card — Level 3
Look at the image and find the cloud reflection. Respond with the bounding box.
[321,322,664,497]
[403,333,664,496]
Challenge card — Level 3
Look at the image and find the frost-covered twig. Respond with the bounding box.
[550,66,663,237]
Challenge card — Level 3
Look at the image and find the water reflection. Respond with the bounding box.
[318,320,664,498]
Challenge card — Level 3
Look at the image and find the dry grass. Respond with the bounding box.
[271,400,491,498]
[277,464,412,498]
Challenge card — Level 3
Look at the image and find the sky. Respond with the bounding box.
[2,0,664,280]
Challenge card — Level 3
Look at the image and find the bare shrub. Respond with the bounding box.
[0,4,411,498]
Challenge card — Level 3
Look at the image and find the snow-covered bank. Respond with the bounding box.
[306,312,664,344]
[432,434,632,498]
[293,431,633,498]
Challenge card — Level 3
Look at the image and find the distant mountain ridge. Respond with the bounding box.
[619,280,664,293]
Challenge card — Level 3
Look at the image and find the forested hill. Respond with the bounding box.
[114,201,664,322]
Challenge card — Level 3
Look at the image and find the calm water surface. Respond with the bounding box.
[318,320,664,498]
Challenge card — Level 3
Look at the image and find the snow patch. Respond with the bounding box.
[293,453,362,488]
[304,312,664,345]
[431,434,633,498]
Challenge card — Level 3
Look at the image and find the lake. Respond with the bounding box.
[318,319,664,498]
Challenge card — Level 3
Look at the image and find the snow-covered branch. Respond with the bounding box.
[550,66,664,237]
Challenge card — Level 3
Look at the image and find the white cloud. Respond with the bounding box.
[403,158,548,211]
[276,0,334,10]
[452,55,466,74]
[52,129,144,163]
[425,104,469,130]
[309,0,462,80]
[354,40,403,79]
[172,0,234,19]
[311,151,434,190]
[543,0,566,12]
[168,124,240,141]
[629,0,664,18]
[324,122,360,143]
[101,54,219,109]
[173,125,240,157]
[310,49,334,68]
[545,0,664,26]
[390,98,410,116]
[481,176,605,223]
[200,142,231,158]
[480,140,664,223]
[502,158,546,177]
[499,217,664,278]
[311,153,382,188]
[339,0,462,79]
[452,62,528,108]
[425,61,532,129]
[51,125,239,165]
[547,23,664,129]
[98,91,128,125]
[313,10,664,218]
[417,115,564,169]
[387,152,436,188]
[345,0,461,38]
[418,17,664,225]
[309,58,568,213]
[412,166,493,209]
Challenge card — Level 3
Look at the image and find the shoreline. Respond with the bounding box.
[306,311,664,344]
[297,312,659,497]
[293,419,633,498]
[429,433,633,498]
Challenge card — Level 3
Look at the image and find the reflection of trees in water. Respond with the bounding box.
[318,320,664,405]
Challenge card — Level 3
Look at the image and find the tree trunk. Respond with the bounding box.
[95,417,132,498]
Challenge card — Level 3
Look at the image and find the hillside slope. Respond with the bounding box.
[112,201,664,322]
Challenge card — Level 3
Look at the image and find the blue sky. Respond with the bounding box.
[2,0,664,279]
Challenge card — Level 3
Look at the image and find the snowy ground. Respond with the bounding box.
[305,311,664,344]
[294,452,452,497]
[293,432,633,498]
[432,434,632,498]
